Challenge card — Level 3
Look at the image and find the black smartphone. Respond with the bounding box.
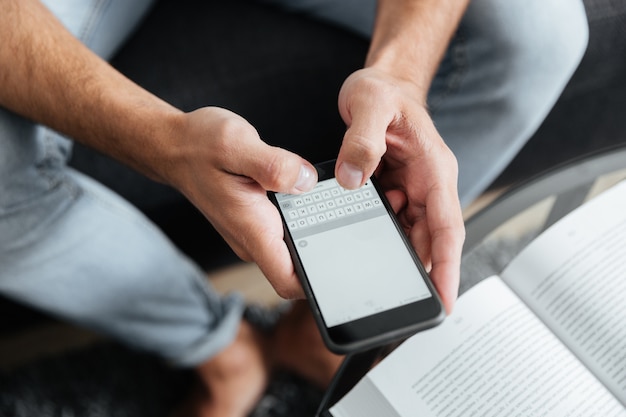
[268,159,445,353]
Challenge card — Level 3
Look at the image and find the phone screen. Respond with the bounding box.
[273,177,433,328]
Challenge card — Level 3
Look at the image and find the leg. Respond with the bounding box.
[255,0,589,206]
[1,3,341,415]
[173,301,343,417]
[40,0,156,60]
[0,0,243,367]
[0,160,244,365]
[429,0,589,205]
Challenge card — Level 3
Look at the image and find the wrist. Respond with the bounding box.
[365,0,469,102]
[86,87,187,186]
[124,105,187,186]
[364,54,430,105]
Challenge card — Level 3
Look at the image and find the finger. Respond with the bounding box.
[384,189,407,214]
[232,139,318,194]
[222,192,306,299]
[253,228,305,300]
[336,101,392,189]
[408,217,432,272]
[425,186,465,314]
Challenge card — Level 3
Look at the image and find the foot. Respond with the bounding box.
[272,301,344,389]
[172,301,343,417]
[173,320,270,417]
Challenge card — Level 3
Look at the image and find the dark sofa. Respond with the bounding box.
[83,0,626,270]
[2,0,625,332]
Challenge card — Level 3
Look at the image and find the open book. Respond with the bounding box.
[329,180,626,417]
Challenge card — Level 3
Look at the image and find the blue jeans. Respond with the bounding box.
[0,0,588,366]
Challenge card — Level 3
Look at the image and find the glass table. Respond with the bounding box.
[316,144,626,416]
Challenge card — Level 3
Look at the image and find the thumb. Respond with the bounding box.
[336,103,390,190]
[233,142,318,194]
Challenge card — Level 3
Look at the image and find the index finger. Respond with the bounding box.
[336,98,393,190]
[426,184,465,314]
[242,195,305,300]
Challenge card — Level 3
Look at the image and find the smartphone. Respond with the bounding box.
[268,159,445,353]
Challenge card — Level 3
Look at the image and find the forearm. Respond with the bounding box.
[0,0,183,183]
[366,0,470,103]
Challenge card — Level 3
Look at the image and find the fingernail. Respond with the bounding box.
[337,162,363,189]
[294,164,317,192]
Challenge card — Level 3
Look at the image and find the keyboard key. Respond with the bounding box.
[278,181,384,232]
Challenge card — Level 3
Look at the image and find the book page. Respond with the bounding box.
[330,277,625,417]
[501,181,626,404]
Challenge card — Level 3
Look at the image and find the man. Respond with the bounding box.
[0,0,587,415]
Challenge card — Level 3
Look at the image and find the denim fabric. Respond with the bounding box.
[261,0,589,205]
[0,0,244,367]
[0,0,588,365]
[430,0,589,205]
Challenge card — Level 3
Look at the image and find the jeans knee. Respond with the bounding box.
[0,111,77,252]
[518,4,587,82]
[493,1,588,93]
[555,4,589,73]
[464,0,589,130]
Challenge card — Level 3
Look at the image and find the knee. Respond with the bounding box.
[549,3,589,73]
[463,0,589,129]
[494,1,589,95]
